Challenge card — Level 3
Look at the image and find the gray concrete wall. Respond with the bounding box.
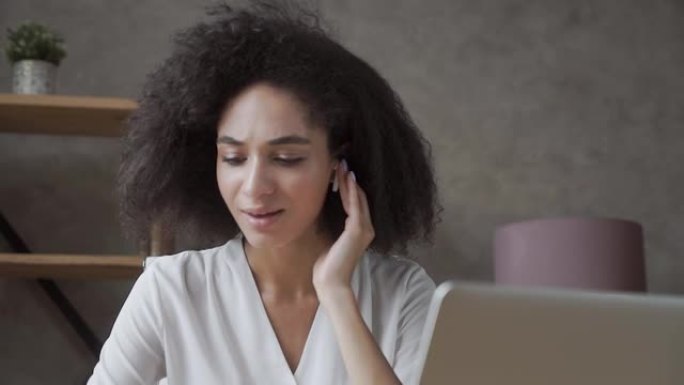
[1,0,683,383]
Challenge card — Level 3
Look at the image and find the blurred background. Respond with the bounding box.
[1,0,683,383]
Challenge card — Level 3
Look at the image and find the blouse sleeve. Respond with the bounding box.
[87,261,166,385]
[393,264,436,385]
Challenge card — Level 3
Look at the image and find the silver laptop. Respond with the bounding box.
[416,282,684,385]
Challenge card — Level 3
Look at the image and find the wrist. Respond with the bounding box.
[315,284,355,307]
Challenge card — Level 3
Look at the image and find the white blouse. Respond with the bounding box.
[87,237,435,385]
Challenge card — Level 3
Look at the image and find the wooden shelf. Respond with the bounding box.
[0,92,171,278]
[0,93,137,137]
[0,253,144,279]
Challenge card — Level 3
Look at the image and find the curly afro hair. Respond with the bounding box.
[118,0,440,255]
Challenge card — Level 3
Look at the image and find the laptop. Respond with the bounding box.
[416,282,684,385]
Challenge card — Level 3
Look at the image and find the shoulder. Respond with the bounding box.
[363,251,436,296]
[141,238,241,291]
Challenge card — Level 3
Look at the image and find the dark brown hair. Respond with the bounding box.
[118,0,440,255]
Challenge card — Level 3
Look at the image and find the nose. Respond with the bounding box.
[242,157,276,198]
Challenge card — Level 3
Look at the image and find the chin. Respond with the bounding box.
[241,229,289,249]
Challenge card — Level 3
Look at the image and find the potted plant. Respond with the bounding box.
[4,21,67,94]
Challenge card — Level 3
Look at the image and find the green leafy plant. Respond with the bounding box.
[5,21,67,66]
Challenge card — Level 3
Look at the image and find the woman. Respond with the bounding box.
[89,1,439,384]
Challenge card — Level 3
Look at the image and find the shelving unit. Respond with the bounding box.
[0,92,176,365]
[0,92,172,279]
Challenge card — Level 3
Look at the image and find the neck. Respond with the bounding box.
[243,230,332,302]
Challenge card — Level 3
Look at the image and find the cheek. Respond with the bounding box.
[283,168,330,205]
[216,168,240,206]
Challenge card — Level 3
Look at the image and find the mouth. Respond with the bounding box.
[242,209,284,217]
[241,209,285,230]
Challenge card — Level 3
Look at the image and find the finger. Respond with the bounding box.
[351,181,375,248]
[356,184,372,225]
[356,186,375,243]
[338,160,350,213]
[347,171,359,216]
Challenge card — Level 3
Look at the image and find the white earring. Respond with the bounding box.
[332,175,339,192]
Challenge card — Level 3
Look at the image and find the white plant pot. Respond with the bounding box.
[12,59,57,94]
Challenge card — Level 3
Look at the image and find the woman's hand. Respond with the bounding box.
[313,159,375,298]
[312,161,400,385]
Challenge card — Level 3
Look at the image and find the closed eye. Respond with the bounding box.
[220,157,305,166]
[221,157,246,165]
[274,157,305,166]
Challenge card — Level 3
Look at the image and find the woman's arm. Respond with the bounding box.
[313,160,402,385]
[318,287,402,385]
[87,263,166,385]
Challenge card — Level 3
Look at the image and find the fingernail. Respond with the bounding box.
[341,159,348,172]
[350,171,356,182]
[332,176,339,192]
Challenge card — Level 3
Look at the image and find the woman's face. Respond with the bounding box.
[216,82,337,249]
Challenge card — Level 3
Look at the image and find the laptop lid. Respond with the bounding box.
[416,282,684,385]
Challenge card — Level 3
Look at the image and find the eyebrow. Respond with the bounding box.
[216,135,311,146]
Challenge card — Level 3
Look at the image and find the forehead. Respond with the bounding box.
[217,82,322,142]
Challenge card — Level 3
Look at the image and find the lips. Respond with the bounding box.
[241,209,284,230]
[243,209,284,217]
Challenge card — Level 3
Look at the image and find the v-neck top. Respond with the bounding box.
[87,237,436,385]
